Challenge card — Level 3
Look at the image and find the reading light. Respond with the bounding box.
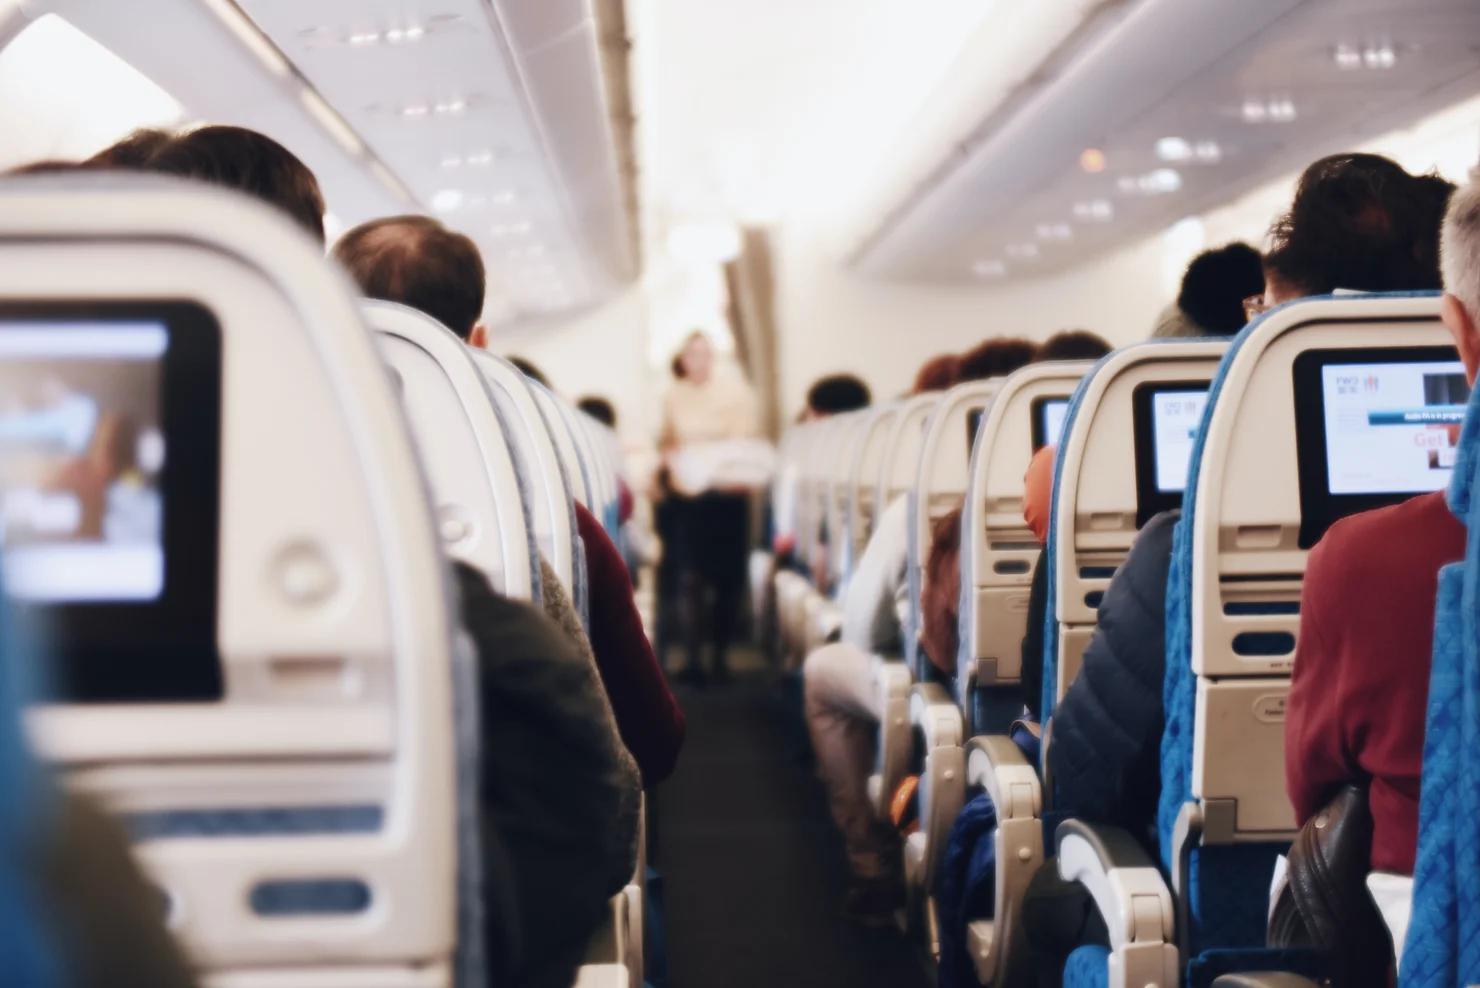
[1363,44,1396,69]
[1080,148,1107,173]
[1193,141,1221,163]
[972,259,1006,277]
[1156,137,1192,163]
[1072,200,1114,221]
[1006,243,1040,260]
[1333,44,1362,70]
[431,189,464,213]
[1036,223,1072,241]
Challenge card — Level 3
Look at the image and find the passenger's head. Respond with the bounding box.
[85,128,173,169]
[1177,242,1265,335]
[1035,330,1111,362]
[333,215,487,344]
[508,357,550,390]
[956,338,1038,383]
[578,396,617,427]
[677,332,714,385]
[1440,176,1480,385]
[1263,153,1453,306]
[805,374,871,419]
[912,353,958,394]
[144,126,326,244]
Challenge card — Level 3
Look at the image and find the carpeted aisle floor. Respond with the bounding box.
[653,656,931,988]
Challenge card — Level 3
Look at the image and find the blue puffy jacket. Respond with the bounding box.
[1048,510,1178,851]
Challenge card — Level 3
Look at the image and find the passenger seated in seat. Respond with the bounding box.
[142,126,328,245]
[803,339,1035,926]
[1039,153,1452,866]
[1151,242,1265,339]
[771,373,873,565]
[333,215,686,786]
[1285,160,1465,877]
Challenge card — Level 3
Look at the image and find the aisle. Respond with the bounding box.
[655,659,931,988]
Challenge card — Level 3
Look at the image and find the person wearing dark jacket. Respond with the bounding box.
[1047,509,1178,847]
[454,563,631,988]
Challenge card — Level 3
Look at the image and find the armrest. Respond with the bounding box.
[966,736,1041,821]
[581,892,629,966]
[1210,975,1320,988]
[872,656,912,698]
[1055,820,1179,988]
[910,682,964,749]
[1055,820,1173,949]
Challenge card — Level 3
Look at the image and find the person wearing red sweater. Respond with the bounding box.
[1281,155,1462,875]
[574,503,686,785]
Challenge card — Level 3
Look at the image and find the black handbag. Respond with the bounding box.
[1268,784,1395,988]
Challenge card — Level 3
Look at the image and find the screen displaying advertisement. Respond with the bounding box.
[1319,360,1469,495]
[1150,390,1207,493]
[0,323,167,603]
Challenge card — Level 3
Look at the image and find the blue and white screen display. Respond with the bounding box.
[1320,360,1468,495]
[1150,390,1207,493]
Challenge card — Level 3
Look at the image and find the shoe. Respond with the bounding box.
[842,878,904,929]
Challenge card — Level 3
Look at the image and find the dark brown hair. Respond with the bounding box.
[333,215,485,339]
[956,338,1038,382]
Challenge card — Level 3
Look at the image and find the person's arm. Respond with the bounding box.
[1023,445,1056,544]
[920,508,963,675]
[1049,511,1176,826]
[1283,538,1354,826]
[839,495,908,653]
[574,505,686,785]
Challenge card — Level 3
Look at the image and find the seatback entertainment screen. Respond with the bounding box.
[0,302,223,702]
[1293,346,1465,548]
[1132,381,1211,528]
[1032,398,1069,452]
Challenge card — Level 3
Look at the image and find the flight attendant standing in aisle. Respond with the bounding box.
[659,331,761,685]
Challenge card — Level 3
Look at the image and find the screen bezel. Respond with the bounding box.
[0,300,224,703]
[1030,395,1071,452]
[966,406,983,461]
[1292,344,1462,549]
[1132,380,1210,529]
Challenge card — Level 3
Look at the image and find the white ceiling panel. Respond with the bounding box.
[852,0,1480,283]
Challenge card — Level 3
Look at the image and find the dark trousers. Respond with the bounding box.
[673,492,749,674]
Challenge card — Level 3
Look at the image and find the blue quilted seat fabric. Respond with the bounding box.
[1062,944,1111,988]
[0,578,59,985]
[1400,328,1480,988]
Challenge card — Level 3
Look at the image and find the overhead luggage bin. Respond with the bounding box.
[0,175,463,987]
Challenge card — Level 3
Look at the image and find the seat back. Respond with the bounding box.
[1400,368,1480,985]
[824,410,872,588]
[957,362,1092,725]
[0,177,460,983]
[877,392,941,513]
[568,409,622,535]
[905,381,1000,677]
[799,416,852,583]
[1161,293,1453,958]
[469,349,583,594]
[1038,344,1225,722]
[532,382,594,511]
[368,301,538,603]
[847,401,901,569]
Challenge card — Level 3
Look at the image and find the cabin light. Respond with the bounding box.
[1073,199,1114,221]
[491,221,532,236]
[1080,148,1107,173]
[1006,243,1040,260]
[466,150,495,166]
[401,104,430,118]
[1363,44,1396,69]
[1244,98,1296,123]
[431,189,465,213]
[491,190,518,205]
[1333,44,1362,70]
[972,259,1006,277]
[404,25,426,41]
[1156,137,1192,163]
[434,99,466,116]
[509,245,547,258]
[1144,168,1182,193]
[1193,141,1222,163]
[347,31,381,47]
[441,155,462,169]
[469,194,488,207]
[1036,223,1072,241]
